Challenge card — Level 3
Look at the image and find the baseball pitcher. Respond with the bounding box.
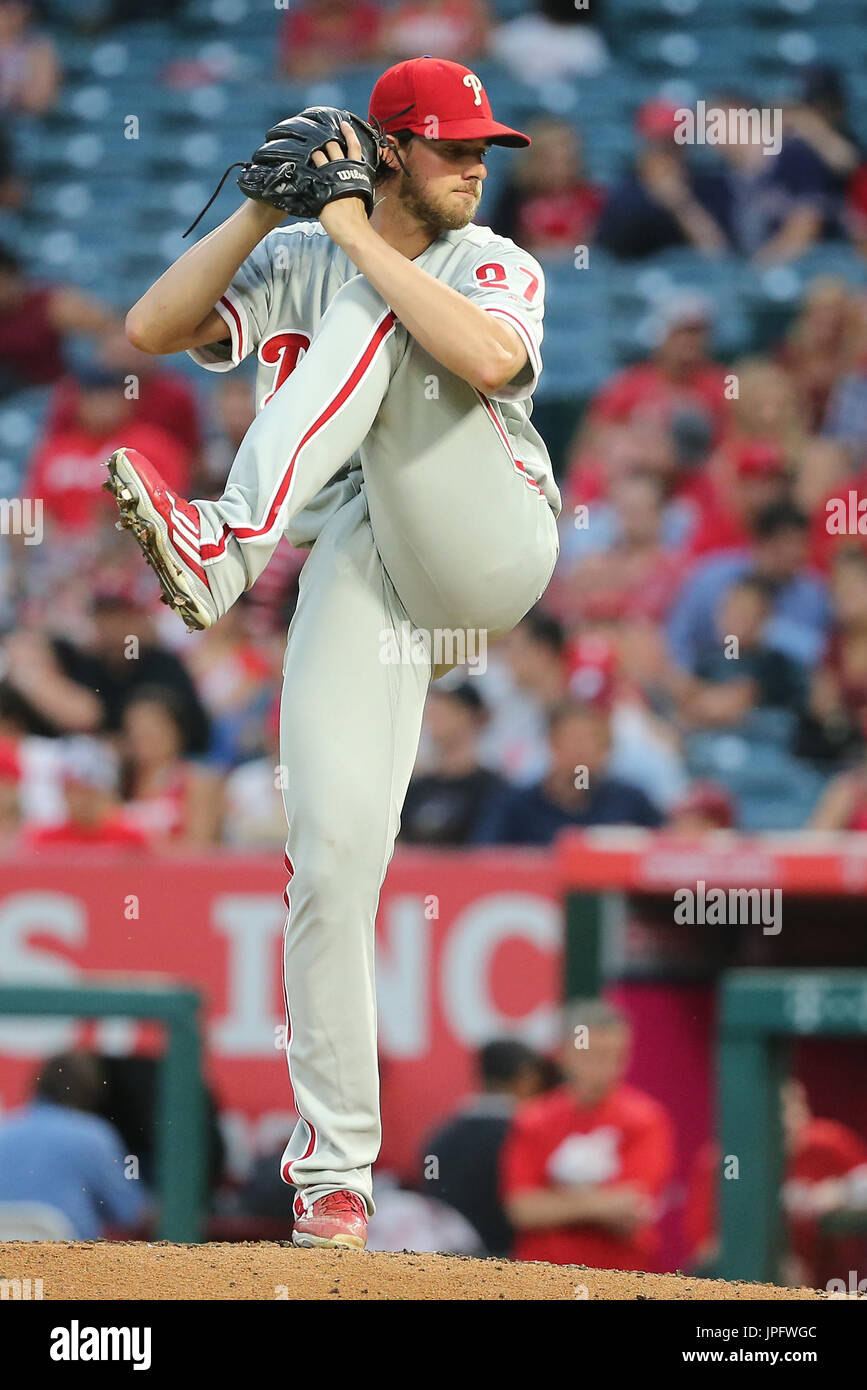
[105,56,561,1249]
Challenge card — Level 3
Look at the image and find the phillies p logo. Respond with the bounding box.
[463,73,484,107]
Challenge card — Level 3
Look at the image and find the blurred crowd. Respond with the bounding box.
[3,1011,865,1286]
[5,262,867,844]
[0,1,867,846]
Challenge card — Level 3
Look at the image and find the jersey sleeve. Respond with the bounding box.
[186,235,276,373]
[459,246,545,403]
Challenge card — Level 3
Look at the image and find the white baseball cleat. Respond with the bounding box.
[103,447,219,633]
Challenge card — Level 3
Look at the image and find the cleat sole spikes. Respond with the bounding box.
[103,448,211,634]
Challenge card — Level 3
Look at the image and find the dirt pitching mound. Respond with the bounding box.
[0,1241,826,1300]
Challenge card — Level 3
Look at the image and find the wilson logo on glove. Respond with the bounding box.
[183,106,386,236]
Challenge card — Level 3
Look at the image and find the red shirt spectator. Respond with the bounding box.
[566,295,730,521]
[0,284,63,386]
[491,117,603,259]
[120,690,221,849]
[590,358,729,445]
[684,1081,867,1285]
[502,1001,675,1268]
[279,0,383,78]
[588,291,729,442]
[48,371,202,460]
[809,458,867,572]
[503,1082,675,1268]
[514,186,603,256]
[27,420,188,532]
[0,735,21,842]
[0,246,115,397]
[381,0,490,62]
[25,367,190,533]
[687,441,791,557]
[22,736,149,852]
[26,816,148,849]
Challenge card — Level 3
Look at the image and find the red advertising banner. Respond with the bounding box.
[0,848,562,1180]
[557,828,867,895]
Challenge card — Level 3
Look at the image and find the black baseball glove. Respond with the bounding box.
[237,107,383,219]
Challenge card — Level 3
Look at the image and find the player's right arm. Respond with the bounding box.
[125,201,285,355]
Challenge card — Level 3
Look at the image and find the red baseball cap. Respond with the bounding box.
[635,98,680,142]
[370,57,530,148]
[564,635,618,708]
[672,781,735,830]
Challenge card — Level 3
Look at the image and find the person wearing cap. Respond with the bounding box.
[668,780,735,834]
[113,57,562,1249]
[686,438,792,558]
[47,322,204,462]
[24,736,149,850]
[597,99,729,260]
[591,289,727,442]
[24,362,190,536]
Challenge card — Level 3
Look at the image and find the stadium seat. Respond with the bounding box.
[684,725,830,830]
[746,0,852,20]
[0,387,55,496]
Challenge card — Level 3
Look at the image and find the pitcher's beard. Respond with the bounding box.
[397,174,481,232]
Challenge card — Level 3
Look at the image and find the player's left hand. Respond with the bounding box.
[312,121,375,242]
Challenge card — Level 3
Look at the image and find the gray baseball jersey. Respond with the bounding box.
[189,219,560,551]
[185,217,561,1216]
